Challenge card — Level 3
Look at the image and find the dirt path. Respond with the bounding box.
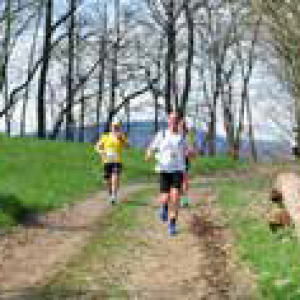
[0,185,148,298]
[93,188,257,299]
[0,182,257,299]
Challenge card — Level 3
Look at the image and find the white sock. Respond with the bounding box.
[112,191,117,200]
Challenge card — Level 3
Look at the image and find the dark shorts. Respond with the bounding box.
[185,157,190,172]
[160,171,184,193]
[104,163,122,180]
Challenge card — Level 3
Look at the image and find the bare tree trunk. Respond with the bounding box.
[97,2,107,130]
[294,102,300,158]
[4,64,11,136]
[154,92,159,132]
[180,1,194,116]
[79,83,85,142]
[206,7,224,157]
[21,0,43,136]
[246,90,258,161]
[207,61,222,156]
[145,65,160,133]
[164,0,175,114]
[222,82,235,157]
[125,100,130,134]
[207,101,217,156]
[76,8,84,143]
[48,82,56,130]
[234,18,260,159]
[107,0,120,127]
[37,0,53,138]
[0,0,10,94]
[3,0,11,135]
[234,90,246,159]
[65,0,76,141]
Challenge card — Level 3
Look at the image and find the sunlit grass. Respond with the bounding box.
[217,178,300,299]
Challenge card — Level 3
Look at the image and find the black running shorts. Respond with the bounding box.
[159,171,183,193]
[103,163,122,180]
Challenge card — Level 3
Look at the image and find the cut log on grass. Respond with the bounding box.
[269,172,300,236]
[268,207,291,232]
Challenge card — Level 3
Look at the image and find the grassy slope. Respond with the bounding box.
[0,136,98,227]
[3,135,300,298]
[0,135,243,228]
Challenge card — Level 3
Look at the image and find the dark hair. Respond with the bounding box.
[292,146,300,157]
[178,111,184,120]
[103,123,110,133]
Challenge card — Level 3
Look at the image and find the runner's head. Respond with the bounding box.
[110,121,121,133]
[178,119,188,134]
[167,111,180,132]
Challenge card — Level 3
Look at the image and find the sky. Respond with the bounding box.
[0,0,295,145]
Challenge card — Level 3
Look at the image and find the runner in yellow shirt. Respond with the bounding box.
[95,121,128,204]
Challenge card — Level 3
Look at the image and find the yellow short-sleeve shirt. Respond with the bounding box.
[99,133,127,163]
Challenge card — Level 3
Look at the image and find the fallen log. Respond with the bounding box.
[269,172,300,236]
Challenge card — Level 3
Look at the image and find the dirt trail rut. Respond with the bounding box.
[101,189,257,299]
[0,185,147,298]
[0,183,257,299]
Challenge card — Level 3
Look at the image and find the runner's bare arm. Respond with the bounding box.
[119,133,129,148]
[187,147,197,159]
[145,132,160,161]
[94,140,104,155]
[145,147,153,162]
[184,140,197,159]
[186,129,198,158]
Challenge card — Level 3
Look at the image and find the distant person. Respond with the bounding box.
[178,120,196,207]
[95,121,128,204]
[145,112,190,236]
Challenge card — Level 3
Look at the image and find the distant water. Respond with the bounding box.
[80,121,168,147]
[23,121,294,161]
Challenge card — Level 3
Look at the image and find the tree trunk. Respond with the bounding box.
[207,105,216,156]
[164,0,175,114]
[180,2,194,116]
[4,66,11,136]
[154,39,162,133]
[107,0,120,125]
[97,2,107,129]
[21,0,43,136]
[79,84,85,142]
[235,17,260,159]
[294,100,300,158]
[222,83,235,158]
[37,0,53,139]
[154,91,159,133]
[246,90,258,162]
[125,100,130,134]
[3,0,11,135]
[65,0,76,141]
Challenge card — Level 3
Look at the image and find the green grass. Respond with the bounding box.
[216,176,300,300]
[0,136,155,229]
[0,135,244,229]
[0,136,98,228]
[190,154,247,176]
